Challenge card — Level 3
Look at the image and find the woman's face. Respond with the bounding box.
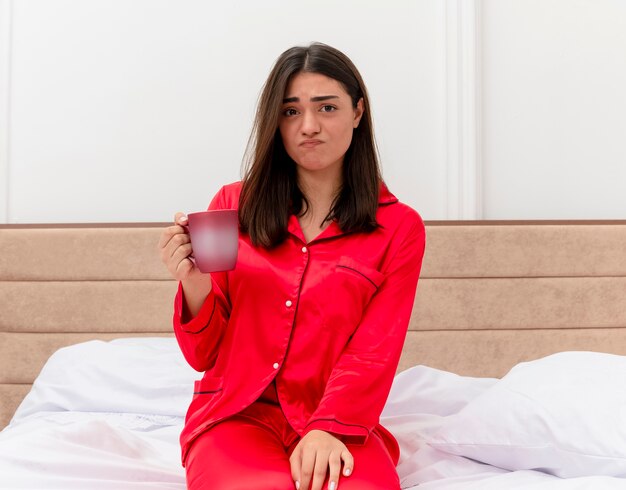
[278,72,363,179]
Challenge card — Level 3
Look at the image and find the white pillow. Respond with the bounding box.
[427,351,626,478]
[11,338,199,423]
[383,365,497,420]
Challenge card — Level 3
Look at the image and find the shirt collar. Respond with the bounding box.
[378,181,398,205]
[287,182,398,243]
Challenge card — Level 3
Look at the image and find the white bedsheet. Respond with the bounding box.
[1,338,625,489]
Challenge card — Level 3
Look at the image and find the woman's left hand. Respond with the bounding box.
[289,429,354,490]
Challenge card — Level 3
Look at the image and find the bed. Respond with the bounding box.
[1,220,626,489]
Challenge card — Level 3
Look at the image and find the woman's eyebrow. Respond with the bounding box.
[282,95,340,103]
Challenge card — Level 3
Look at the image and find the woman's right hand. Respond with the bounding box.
[159,212,213,321]
[158,212,199,281]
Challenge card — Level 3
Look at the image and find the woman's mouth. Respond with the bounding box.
[300,139,323,148]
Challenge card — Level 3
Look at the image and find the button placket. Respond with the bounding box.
[275,243,306,393]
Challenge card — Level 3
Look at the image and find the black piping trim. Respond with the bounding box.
[181,295,216,334]
[305,417,369,433]
[337,264,379,289]
[193,388,223,395]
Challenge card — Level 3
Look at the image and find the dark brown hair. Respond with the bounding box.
[239,42,381,248]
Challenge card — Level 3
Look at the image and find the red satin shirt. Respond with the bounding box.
[173,181,426,466]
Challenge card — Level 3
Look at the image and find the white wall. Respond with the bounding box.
[0,0,625,223]
[482,0,626,219]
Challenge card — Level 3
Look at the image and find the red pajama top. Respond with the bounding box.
[173,181,426,466]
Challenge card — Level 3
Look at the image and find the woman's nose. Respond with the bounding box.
[300,110,321,135]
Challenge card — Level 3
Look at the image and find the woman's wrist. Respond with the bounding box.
[180,274,213,321]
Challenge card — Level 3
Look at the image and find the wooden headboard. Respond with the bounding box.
[1,221,626,429]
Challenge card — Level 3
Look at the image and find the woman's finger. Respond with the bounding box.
[172,242,193,267]
[162,233,189,268]
[174,254,194,278]
[310,450,329,490]
[326,451,342,490]
[170,233,191,257]
[157,220,189,251]
[173,212,188,225]
[341,449,354,478]
[299,448,317,490]
[289,448,302,489]
[158,225,179,250]
[158,212,187,250]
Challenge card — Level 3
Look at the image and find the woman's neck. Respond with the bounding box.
[297,167,342,219]
[296,167,342,242]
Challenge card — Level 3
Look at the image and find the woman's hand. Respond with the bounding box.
[158,212,197,281]
[289,430,354,490]
[158,213,213,320]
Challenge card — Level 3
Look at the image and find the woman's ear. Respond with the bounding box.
[353,98,364,128]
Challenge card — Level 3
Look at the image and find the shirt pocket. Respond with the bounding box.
[325,256,386,334]
[336,256,385,290]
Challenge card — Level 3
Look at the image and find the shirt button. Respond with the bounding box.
[301,246,307,253]
[273,362,280,369]
[285,300,293,307]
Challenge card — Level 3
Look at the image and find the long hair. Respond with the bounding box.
[239,42,382,248]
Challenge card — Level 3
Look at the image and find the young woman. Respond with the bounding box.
[158,42,425,490]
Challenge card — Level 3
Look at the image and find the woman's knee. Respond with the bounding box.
[188,471,294,490]
[185,417,295,490]
[339,434,400,489]
[338,475,400,490]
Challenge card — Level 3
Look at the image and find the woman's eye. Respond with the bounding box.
[283,108,298,117]
[320,105,336,112]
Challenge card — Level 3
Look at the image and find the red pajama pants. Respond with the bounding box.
[185,384,400,490]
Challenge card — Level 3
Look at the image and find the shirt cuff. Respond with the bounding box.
[302,419,369,446]
[173,281,217,334]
